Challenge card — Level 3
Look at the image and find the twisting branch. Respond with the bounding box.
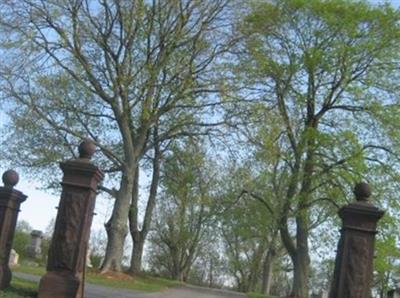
[239,189,274,215]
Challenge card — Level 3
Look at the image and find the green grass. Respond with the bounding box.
[0,277,37,298]
[12,267,44,277]
[86,271,180,292]
[13,265,180,293]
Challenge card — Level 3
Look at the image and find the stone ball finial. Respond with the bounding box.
[354,182,371,201]
[2,170,19,188]
[78,139,96,159]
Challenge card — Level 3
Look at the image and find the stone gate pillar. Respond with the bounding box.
[0,170,27,289]
[329,182,384,298]
[38,140,104,298]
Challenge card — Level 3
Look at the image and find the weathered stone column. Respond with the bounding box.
[0,170,27,289]
[26,230,43,259]
[329,182,384,298]
[38,140,104,298]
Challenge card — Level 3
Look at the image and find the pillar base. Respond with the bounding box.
[38,271,82,298]
[0,265,11,289]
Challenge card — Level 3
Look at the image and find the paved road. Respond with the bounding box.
[14,272,247,298]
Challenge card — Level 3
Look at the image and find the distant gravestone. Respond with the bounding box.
[26,230,43,259]
[86,248,93,268]
[8,249,19,267]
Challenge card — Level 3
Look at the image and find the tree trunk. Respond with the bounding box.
[169,248,192,282]
[292,254,309,298]
[248,270,258,292]
[171,257,184,281]
[292,255,309,297]
[129,233,144,274]
[182,261,192,282]
[290,118,315,298]
[102,220,128,272]
[291,211,310,298]
[128,165,141,274]
[261,248,274,295]
[100,172,134,273]
[171,256,185,281]
[172,271,183,281]
[128,132,161,273]
[209,259,213,287]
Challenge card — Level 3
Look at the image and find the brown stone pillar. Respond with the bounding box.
[0,170,27,289]
[329,182,384,298]
[38,140,104,298]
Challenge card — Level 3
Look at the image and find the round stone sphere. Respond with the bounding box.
[2,170,19,188]
[78,139,96,159]
[354,182,371,201]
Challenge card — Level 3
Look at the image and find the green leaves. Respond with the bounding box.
[229,0,400,293]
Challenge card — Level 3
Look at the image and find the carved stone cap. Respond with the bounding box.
[354,182,371,202]
[78,139,96,160]
[339,182,385,223]
[2,170,19,188]
[31,230,43,237]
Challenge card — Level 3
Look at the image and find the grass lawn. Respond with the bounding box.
[0,277,37,298]
[12,265,180,292]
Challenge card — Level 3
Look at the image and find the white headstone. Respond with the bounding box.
[321,290,328,298]
[86,247,93,268]
[9,249,19,267]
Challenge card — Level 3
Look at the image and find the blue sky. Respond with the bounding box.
[0,109,113,232]
[376,0,400,5]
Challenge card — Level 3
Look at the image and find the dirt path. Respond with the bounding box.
[14,272,247,298]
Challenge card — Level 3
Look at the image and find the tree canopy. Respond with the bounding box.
[2,0,400,297]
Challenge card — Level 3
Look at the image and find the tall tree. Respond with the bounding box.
[148,140,216,281]
[231,0,400,296]
[218,162,281,294]
[0,0,234,272]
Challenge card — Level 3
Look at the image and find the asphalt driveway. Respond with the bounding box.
[14,272,247,298]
